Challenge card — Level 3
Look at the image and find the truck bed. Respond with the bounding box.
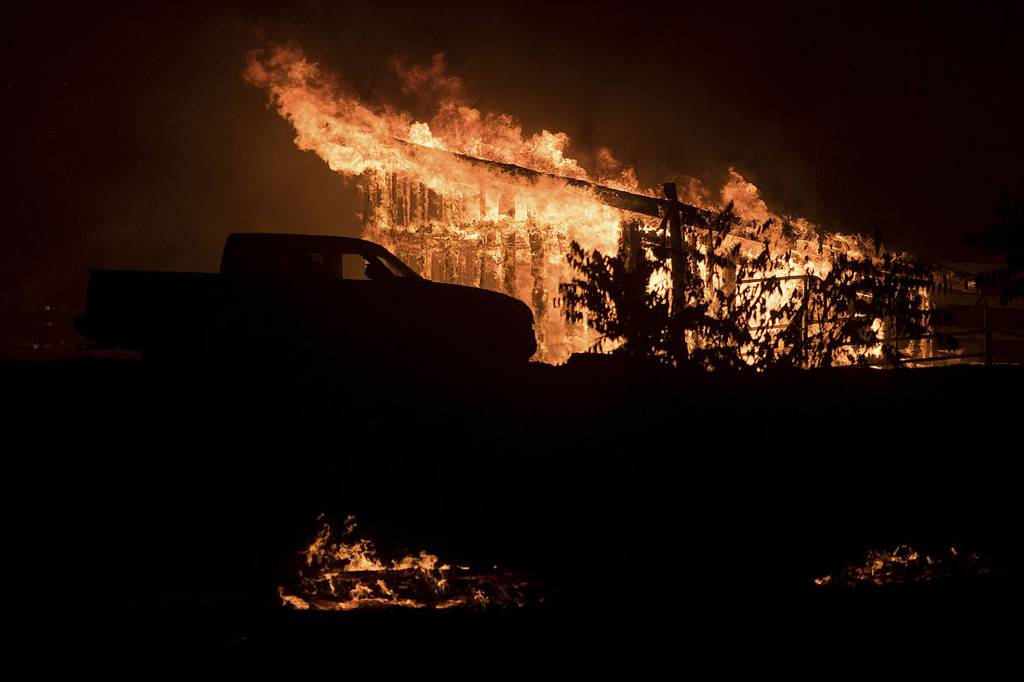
[77,269,222,351]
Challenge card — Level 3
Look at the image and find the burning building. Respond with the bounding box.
[245,46,936,365]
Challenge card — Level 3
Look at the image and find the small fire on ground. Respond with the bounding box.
[278,515,542,611]
[813,545,992,588]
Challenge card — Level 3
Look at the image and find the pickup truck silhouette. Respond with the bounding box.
[75,233,537,367]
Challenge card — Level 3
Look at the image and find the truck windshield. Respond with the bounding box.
[366,247,421,279]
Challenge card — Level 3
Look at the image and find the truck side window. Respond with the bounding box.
[340,253,370,280]
[296,252,331,278]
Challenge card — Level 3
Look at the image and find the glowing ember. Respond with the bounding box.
[814,545,992,588]
[278,515,541,611]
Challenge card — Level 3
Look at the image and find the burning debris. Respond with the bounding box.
[278,516,541,612]
[813,545,992,588]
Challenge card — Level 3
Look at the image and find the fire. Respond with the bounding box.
[278,515,540,611]
[245,46,918,363]
[813,545,991,588]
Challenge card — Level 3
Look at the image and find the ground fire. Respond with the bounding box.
[244,45,949,366]
[813,545,992,588]
[278,515,542,611]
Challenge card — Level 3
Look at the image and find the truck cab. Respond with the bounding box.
[76,233,537,369]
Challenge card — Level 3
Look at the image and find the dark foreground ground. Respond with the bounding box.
[3,355,1019,667]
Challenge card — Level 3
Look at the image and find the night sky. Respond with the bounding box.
[7,1,1021,310]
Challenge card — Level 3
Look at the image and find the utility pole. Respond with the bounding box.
[664,183,689,365]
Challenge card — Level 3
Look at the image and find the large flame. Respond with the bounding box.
[245,46,911,363]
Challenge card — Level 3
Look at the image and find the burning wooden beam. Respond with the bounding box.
[397,139,716,227]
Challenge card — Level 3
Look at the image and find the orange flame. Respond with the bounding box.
[245,46,911,363]
[279,515,540,611]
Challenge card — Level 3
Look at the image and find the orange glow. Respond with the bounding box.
[813,545,991,587]
[278,515,539,611]
[246,46,918,364]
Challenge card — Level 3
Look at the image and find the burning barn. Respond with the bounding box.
[246,46,952,366]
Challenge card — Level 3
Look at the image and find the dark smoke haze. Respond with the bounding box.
[6,1,1022,310]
